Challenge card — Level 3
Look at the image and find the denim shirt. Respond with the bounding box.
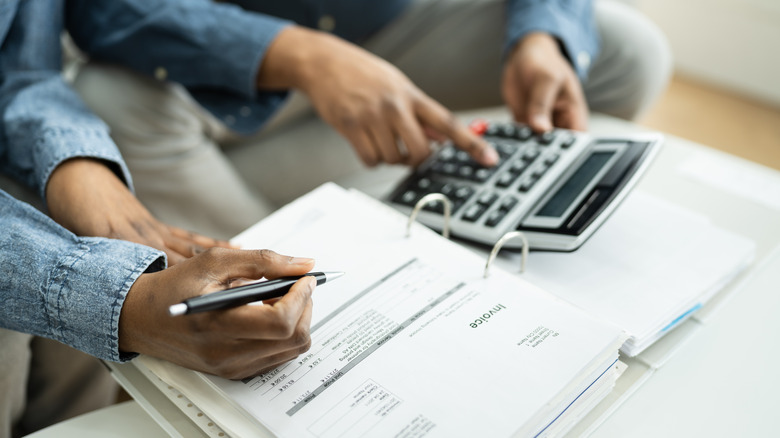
[0,0,596,362]
[0,190,165,362]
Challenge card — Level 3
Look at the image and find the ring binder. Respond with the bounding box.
[484,231,529,278]
[406,193,451,238]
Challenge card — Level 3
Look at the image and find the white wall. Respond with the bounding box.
[636,0,780,107]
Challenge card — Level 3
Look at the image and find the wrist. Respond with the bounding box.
[508,32,562,61]
[256,25,339,92]
[118,272,157,355]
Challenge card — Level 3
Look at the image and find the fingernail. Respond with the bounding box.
[290,257,315,265]
[482,146,499,166]
[305,276,316,292]
[192,245,205,255]
[532,114,551,131]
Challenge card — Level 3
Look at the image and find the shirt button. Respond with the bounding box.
[577,52,591,70]
[154,67,168,81]
[239,106,252,117]
[224,115,235,126]
[317,15,336,32]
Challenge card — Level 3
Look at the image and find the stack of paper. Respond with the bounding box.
[138,183,626,437]
[491,190,755,357]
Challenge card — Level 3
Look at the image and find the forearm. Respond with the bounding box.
[0,190,165,362]
[0,73,132,202]
[66,0,291,100]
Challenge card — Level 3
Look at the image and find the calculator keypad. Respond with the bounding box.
[390,121,580,231]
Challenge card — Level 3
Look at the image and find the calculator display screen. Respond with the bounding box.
[536,151,615,218]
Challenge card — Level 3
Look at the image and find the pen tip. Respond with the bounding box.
[326,271,345,281]
[168,303,188,316]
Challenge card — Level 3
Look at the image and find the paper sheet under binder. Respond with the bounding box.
[489,190,756,357]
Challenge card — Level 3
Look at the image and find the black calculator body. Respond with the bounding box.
[387,121,662,251]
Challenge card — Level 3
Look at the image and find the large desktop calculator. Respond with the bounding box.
[387,120,662,251]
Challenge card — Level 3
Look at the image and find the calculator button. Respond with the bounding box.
[495,172,519,188]
[518,178,538,192]
[477,191,499,206]
[509,160,529,174]
[560,136,576,149]
[457,165,474,179]
[438,146,456,161]
[469,119,488,136]
[454,186,474,200]
[423,200,446,214]
[537,131,556,145]
[522,148,540,161]
[441,163,458,175]
[498,196,519,212]
[543,153,560,166]
[399,189,419,205]
[455,150,471,162]
[474,168,493,182]
[515,125,533,141]
[462,204,487,222]
[531,166,548,180]
[499,124,516,138]
[495,142,516,159]
[485,209,508,227]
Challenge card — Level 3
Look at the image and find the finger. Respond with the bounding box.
[502,70,525,123]
[415,97,498,167]
[218,275,315,339]
[165,249,188,267]
[342,128,380,167]
[553,79,589,131]
[368,122,402,164]
[525,75,558,133]
[168,226,236,249]
[217,293,315,380]
[194,248,314,286]
[162,233,207,259]
[391,104,430,167]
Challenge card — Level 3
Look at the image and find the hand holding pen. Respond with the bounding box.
[119,249,326,380]
[169,271,344,316]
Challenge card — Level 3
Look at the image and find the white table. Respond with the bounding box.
[33,113,780,437]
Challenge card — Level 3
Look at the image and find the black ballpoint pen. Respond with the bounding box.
[168,271,344,316]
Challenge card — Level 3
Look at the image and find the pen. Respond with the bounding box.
[168,271,345,316]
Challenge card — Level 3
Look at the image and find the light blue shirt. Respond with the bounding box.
[0,0,597,362]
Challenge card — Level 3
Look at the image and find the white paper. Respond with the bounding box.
[198,184,626,438]
[678,152,780,211]
[489,190,755,356]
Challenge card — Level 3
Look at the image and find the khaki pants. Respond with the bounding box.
[0,329,116,438]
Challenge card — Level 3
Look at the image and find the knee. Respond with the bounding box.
[72,63,206,141]
[590,1,674,120]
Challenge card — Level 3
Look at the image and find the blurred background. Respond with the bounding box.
[627,0,780,169]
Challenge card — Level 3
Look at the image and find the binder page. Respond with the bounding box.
[206,184,624,438]
[501,190,755,356]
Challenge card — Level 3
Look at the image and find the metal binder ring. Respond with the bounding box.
[406,193,452,239]
[484,231,528,278]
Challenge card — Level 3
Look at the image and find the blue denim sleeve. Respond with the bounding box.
[0,0,134,200]
[0,190,166,362]
[504,0,599,80]
[66,0,293,134]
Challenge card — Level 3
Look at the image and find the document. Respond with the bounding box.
[490,190,755,356]
[142,184,625,438]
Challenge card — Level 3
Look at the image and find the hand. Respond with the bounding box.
[45,158,233,265]
[119,249,316,379]
[502,32,588,132]
[257,26,498,168]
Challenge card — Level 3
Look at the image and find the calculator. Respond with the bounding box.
[387,120,663,251]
